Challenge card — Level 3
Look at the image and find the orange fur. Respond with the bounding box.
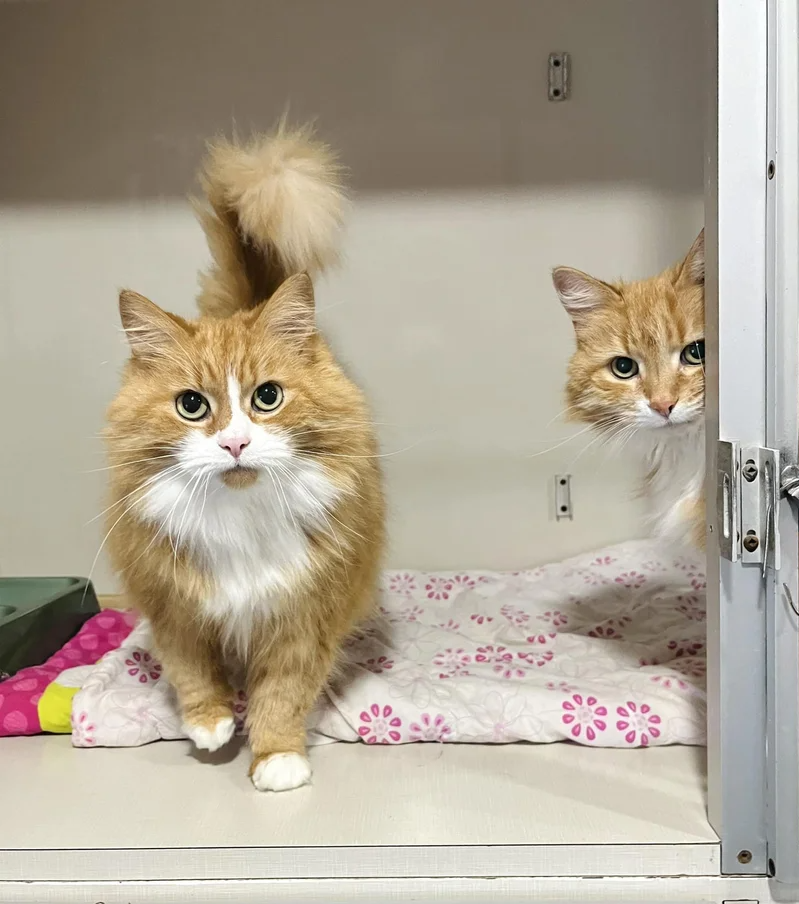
[553,231,706,548]
[105,126,384,791]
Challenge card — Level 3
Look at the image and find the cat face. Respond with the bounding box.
[107,273,365,505]
[553,231,705,439]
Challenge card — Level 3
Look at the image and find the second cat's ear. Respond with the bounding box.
[552,267,617,327]
[119,290,191,361]
[677,229,705,286]
[257,272,316,351]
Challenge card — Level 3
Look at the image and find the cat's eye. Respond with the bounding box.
[175,391,210,421]
[252,381,284,412]
[610,356,639,379]
[680,340,705,366]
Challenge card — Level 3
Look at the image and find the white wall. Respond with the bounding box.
[0,0,706,591]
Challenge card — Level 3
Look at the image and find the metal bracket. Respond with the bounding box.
[718,440,780,569]
[554,474,573,521]
[717,440,740,562]
[548,52,571,101]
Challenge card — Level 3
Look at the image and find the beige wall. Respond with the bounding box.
[0,0,706,591]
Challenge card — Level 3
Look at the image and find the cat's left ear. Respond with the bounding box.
[677,229,705,286]
[256,272,316,351]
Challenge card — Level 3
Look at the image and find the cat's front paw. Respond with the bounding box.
[184,716,235,752]
[251,752,312,792]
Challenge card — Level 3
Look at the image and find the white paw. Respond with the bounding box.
[251,753,312,792]
[184,716,235,752]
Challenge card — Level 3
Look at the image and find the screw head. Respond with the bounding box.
[742,460,758,482]
[738,849,753,864]
[743,534,760,553]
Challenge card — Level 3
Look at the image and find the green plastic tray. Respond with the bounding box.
[0,577,100,678]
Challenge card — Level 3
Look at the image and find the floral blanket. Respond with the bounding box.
[71,539,706,749]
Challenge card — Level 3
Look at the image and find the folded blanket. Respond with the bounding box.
[71,539,706,750]
[0,609,135,736]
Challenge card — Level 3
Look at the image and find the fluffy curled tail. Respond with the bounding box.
[195,122,346,317]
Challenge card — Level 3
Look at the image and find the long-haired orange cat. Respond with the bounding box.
[553,232,706,549]
[105,125,385,791]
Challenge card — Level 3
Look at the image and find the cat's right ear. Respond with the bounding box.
[552,267,616,327]
[119,290,190,361]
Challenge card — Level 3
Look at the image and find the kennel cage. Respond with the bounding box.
[0,0,797,902]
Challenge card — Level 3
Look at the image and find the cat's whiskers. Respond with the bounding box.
[87,462,187,524]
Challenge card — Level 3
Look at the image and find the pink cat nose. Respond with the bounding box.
[649,398,677,418]
[219,437,250,459]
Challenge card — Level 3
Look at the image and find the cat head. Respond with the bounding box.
[108,273,366,498]
[553,230,705,440]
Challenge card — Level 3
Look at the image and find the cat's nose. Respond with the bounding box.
[219,437,251,459]
[649,398,677,418]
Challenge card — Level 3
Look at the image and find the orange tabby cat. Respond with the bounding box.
[552,231,706,549]
[105,125,385,791]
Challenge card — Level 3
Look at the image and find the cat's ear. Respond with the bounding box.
[677,229,705,286]
[119,290,190,361]
[257,272,316,351]
[552,267,617,326]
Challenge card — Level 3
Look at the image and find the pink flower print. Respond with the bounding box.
[437,618,461,631]
[432,648,472,679]
[361,655,394,674]
[525,631,556,646]
[517,647,554,668]
[530,566,547,578]
[614,571,646,589]
[616,702,662,746]
[425,576,453,601]
[469,613,494,625]
[358,704,402,744]
[72,710,96,746]
[546,680,575,693]
[500,604,530,627]
[590,555,616,567]
[676,595,706,622]
[409,713,452,742]
[670,657,706,679]
[587,624,622,640]
[561,694,608,742]
[691,576,707,592]
[452,574,477,590]
[667,638,705,658]
[650,674,689,691]
[233,690,248,733]
[537,610,568,627]
[389,572,416,596]
[475,645,526,679]
[582,570,609,586]
[124,650,162,684]
[400,604,425,622]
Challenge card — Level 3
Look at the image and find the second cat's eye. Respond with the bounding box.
[680,339,705,366]
[176,390,210,421]
[610,356,639,379]
[252,381,284,412]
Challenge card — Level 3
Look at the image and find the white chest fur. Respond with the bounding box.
[644,422,705,545]
[140,459,339,650]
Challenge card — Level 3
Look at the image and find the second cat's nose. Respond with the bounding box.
[219,437,250,459]
[649,398,677,418]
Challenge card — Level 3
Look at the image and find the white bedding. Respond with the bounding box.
[71,539,706,749]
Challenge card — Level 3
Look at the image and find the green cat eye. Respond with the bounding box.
[252,381,284,413]
[680,340,705,366]
[176,390,209,421]
[610,356,639,379]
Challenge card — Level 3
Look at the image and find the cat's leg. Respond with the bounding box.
[245,616,340,792]
[153,621,235,753]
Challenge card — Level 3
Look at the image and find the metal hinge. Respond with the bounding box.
[717,440,780,570]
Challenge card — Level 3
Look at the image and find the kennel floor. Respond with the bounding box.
[0,735,719,882]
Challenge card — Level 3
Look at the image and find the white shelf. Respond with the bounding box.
[0,737,718,881]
